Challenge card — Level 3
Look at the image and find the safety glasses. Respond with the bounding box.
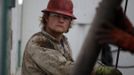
[49,13,72,21]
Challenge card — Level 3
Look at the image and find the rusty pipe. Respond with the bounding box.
[71,0,123,75]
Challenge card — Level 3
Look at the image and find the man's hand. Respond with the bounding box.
[96,22,134,53]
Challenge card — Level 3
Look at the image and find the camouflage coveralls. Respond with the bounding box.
[21,30,74,75]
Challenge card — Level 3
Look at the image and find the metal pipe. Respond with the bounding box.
[71,0,123,75]
[0,0,3,73]
[0,0,10,75]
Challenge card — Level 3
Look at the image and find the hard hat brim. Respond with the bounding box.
[41,9,77,19]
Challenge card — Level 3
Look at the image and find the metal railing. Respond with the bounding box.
[0,0,15,75]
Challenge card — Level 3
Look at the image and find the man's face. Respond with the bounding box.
[46,13,72,33]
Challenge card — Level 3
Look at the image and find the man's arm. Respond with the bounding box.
[28,45,73,75]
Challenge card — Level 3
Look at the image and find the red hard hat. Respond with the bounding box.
[42,0,76,19]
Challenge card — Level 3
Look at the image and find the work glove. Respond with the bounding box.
[97,22,134,53]
[95,65,122,75]
[111,28,134,53]
[96,6,134,53]
[114,6,133,34]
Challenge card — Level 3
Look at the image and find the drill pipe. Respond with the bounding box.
[71,0,123,75]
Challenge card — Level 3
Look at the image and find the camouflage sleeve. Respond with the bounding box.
[28,44,73,75]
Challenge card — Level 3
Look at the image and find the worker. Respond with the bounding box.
[21,0,76,75]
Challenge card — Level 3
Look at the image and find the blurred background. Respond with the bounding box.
[0,0,134,75]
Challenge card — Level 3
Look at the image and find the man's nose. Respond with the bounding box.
[59,16,65,22]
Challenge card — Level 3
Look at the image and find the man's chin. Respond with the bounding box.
[55,29,67,33]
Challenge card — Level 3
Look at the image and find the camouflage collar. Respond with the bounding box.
[41,30,67,43]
